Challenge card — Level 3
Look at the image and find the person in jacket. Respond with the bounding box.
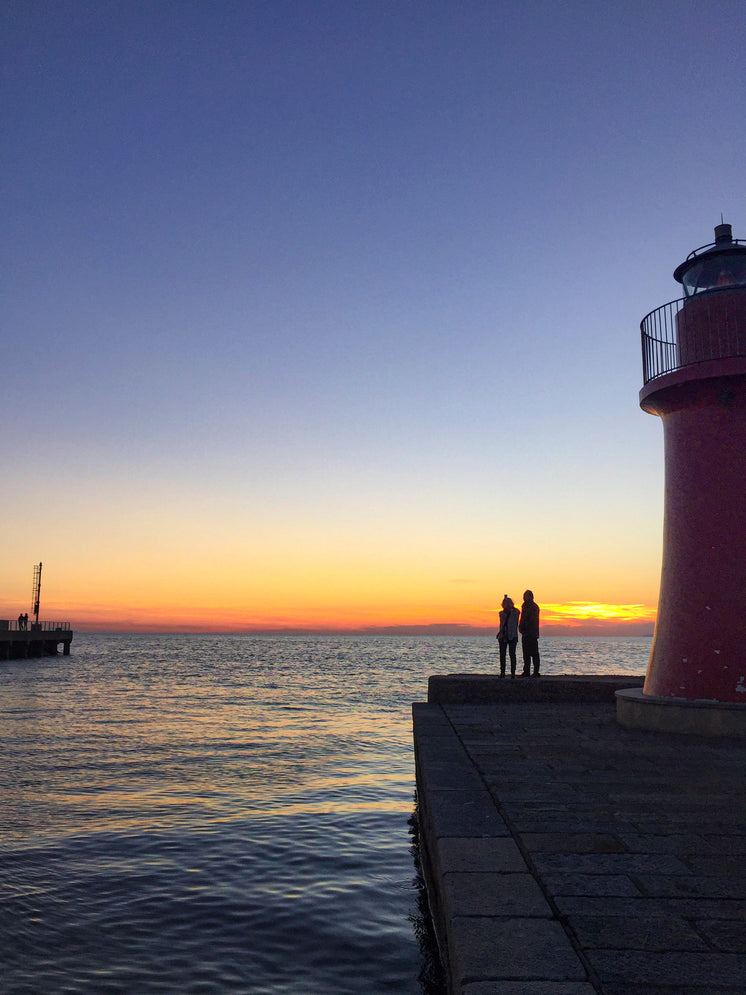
[496,595,520,678]
[519,590,540,677]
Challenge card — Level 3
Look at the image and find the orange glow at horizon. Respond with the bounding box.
[540,602,657,626]
[33,597,658,633]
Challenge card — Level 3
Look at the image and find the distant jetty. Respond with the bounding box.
[2,562,73,659]
[0,620,73,660]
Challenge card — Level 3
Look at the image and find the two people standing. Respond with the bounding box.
[497,590,540,678]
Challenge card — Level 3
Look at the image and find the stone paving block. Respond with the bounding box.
[634,873,746,899]
[449,916,587,985]
[488,785,590,806]
[467,747,525,765]
[554,895,669,917]
[482,774,559,793]
[615,831,711,854]
[600,986,740,995]
[566,913,708,951]
[633,814,745,832]
[462,983,596,995]
[521,833,626,854]
[416,744,471,769]
[507,818,638,835]
[586,949,746,988]
[493,794,576,810]
[608,788,686,805]
[412,702,452,731]
[437,836,528,873]
[418,760,485,791]
[532,852,690,875]
[443,703,506,720]
[661,896,746,919]
[471,744,529,756]
[542,873,641,897]
[442,871,552,917]
[425,788,509,838]
[481,760,555,777]
[685,855,746,878]
[695,918,746,951]
[704,834,746,854]
[614,808,740,830]
[415,737,471,763]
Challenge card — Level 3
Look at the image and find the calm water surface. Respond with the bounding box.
[0,633,650,993]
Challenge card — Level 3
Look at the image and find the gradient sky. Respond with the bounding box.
[2,1,744,632]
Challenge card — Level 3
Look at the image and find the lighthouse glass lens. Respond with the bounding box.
[682,252,746,296]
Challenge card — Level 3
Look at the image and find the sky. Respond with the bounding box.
[2,0,744,634]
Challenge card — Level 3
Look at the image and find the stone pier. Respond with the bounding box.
[413,675,746,994]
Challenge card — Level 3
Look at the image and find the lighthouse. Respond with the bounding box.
[638,222,746,704]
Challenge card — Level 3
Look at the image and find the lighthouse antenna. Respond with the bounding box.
[32,562,42,624]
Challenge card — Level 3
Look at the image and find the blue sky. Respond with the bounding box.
[2,1,744,630]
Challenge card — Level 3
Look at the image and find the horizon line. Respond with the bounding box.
[68,621,655,637]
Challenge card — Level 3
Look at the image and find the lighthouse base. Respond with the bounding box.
[616,687,746,739]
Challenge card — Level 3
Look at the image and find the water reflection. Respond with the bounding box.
[0,634,451,993]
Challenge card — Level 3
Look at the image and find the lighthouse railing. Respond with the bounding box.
[640,286,746,383]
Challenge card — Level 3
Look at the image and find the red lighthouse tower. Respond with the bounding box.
[639,222,746,704]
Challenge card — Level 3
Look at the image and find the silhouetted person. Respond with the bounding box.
[18,613,24,630]
[496,595,520,678]
[519,590,540,677]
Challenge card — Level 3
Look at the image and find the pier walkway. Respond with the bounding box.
[413,676,746,994]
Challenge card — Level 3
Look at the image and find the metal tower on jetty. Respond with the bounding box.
[32,561,42,625]
[638,221,746,707]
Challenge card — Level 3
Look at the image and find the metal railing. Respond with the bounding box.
[1,621,71,632]
[641,286,746,384]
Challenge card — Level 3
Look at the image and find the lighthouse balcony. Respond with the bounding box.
[641,285,746,384]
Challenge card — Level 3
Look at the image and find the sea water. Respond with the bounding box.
[0,633,650,994]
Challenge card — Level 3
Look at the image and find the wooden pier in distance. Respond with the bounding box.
[0,621,73,660]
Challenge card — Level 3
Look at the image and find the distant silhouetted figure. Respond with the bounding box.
[18,613,24,630]
[496,595,520,678]
[519,590,540,677]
